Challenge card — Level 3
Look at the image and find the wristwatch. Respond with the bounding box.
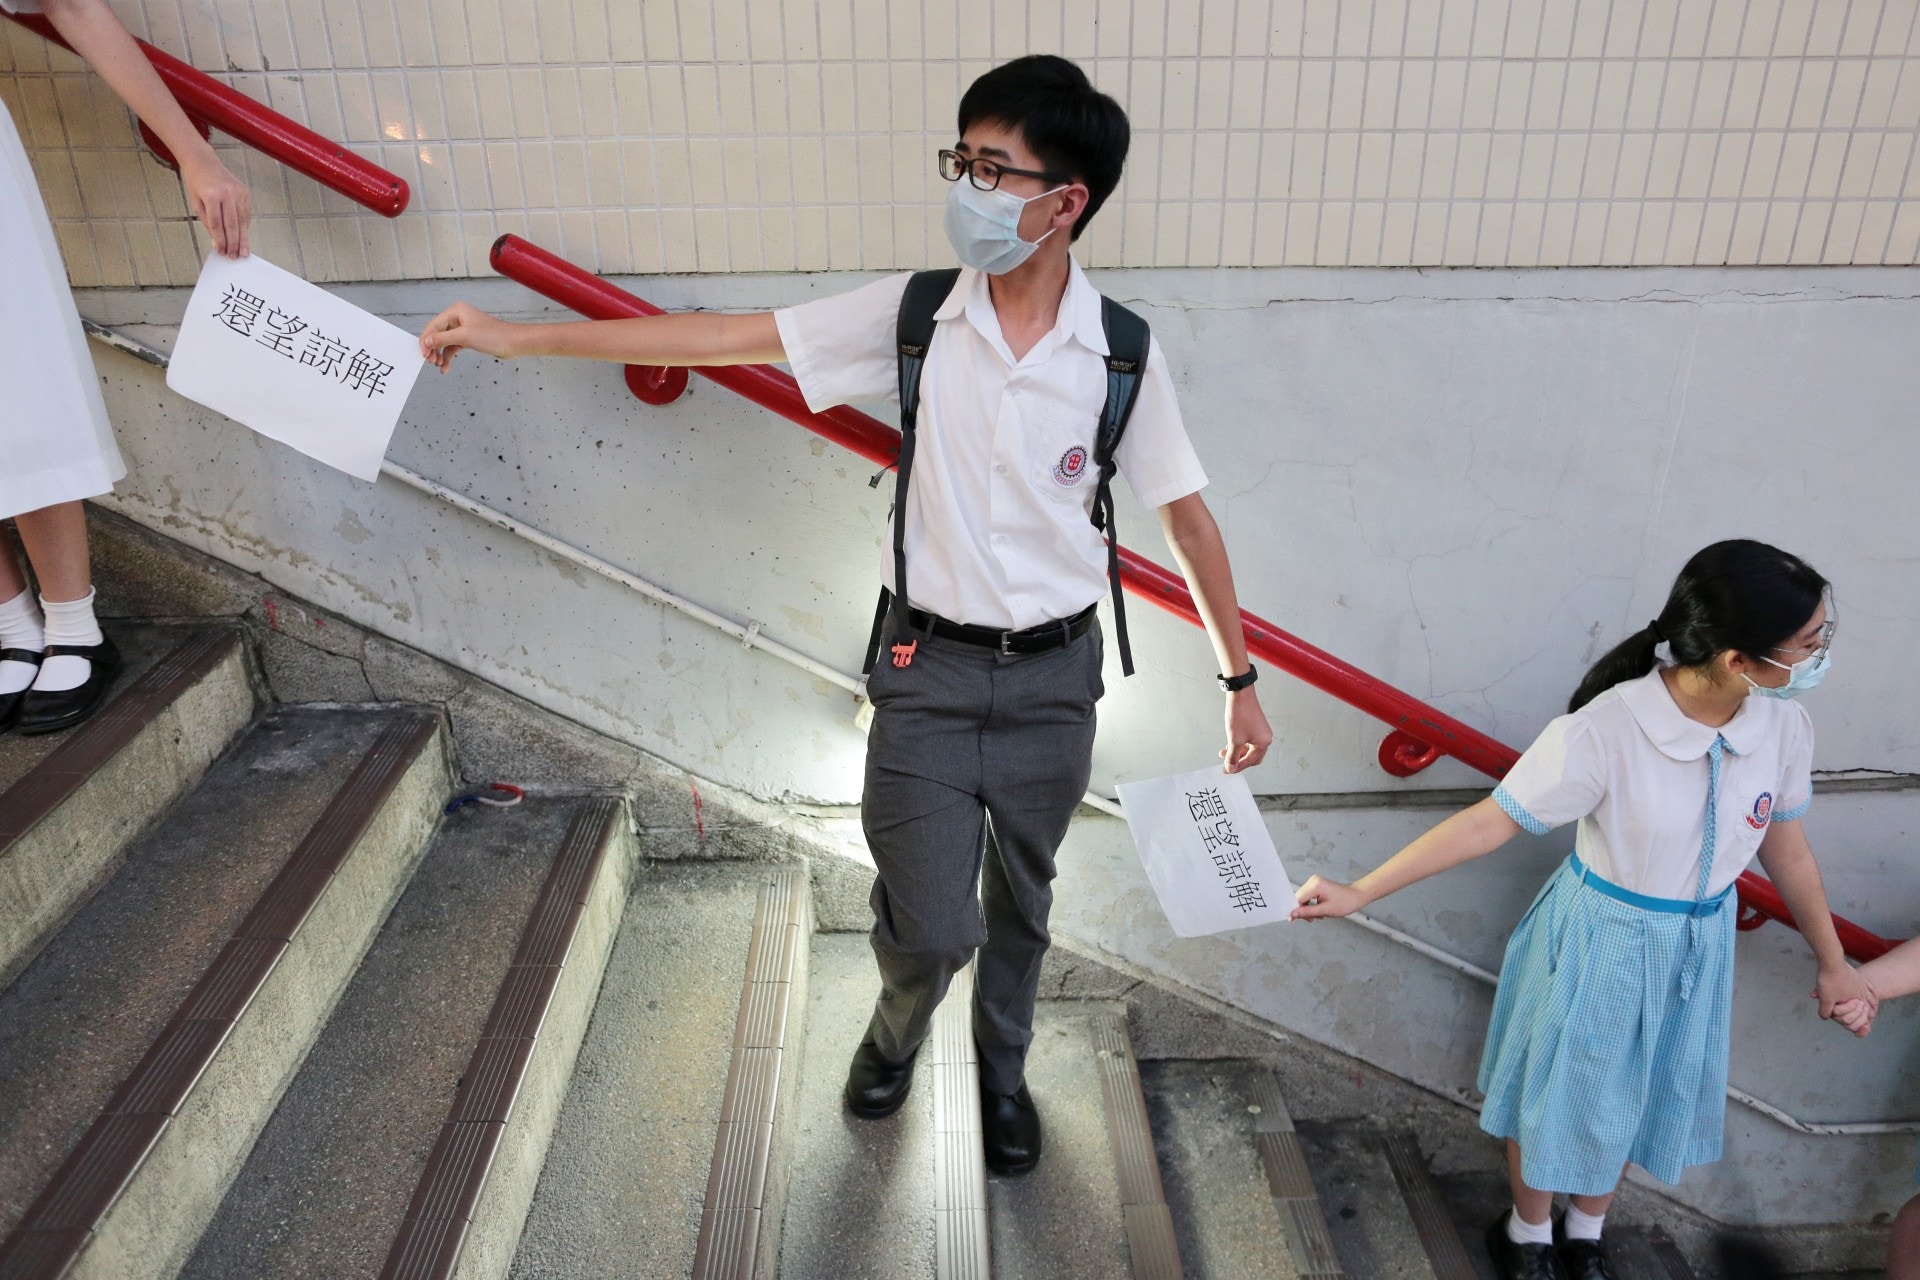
[1217,664,1258,693]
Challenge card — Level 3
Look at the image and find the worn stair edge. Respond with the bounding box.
[691,867,814,1280]
[1090,1012,1184,1280]
[380,796,638,1280]
[1245,1071,1346,1278]
[1380,1132,1478,1280]
[0,709,450,1280]
[0,628,253,988]
[930,963,989,1280]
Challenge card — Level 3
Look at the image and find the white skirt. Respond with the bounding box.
[0,93,124,521]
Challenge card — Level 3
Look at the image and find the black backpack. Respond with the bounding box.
[862,267,1150,678]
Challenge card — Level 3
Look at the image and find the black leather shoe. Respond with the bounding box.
[0,648,43,732]
[1555,1234,1616,1280]
[981,1082,1042,1176]
[1485,1216,1564,1280]
[844,1040,917,1118]
[15,637,121,736]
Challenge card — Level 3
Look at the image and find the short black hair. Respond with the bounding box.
[957,55,1129,241]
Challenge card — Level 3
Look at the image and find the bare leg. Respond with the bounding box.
[1506,1140,1555,1226]
[12,502,90,602]
[1892,1193,1920,1280]
[1568,1186,1618,1217]
[0,531,26,600]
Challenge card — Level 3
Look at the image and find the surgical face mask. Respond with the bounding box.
[1743,648,1831,699]
[943,180,1065,275]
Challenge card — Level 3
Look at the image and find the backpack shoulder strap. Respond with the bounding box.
[1090,295,1151,677]
[863,268,962,675]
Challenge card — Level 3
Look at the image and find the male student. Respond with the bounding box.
[419,55,1271,1175]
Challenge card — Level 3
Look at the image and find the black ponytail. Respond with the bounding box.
[1568,540,1828,712]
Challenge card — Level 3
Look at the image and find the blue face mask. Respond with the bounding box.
[1744,648,1831,699]
[943,180,1065,275]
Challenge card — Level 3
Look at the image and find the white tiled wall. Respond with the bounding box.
[5,0,1920,285]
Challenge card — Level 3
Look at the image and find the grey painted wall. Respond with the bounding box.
[75,263,1920,1224]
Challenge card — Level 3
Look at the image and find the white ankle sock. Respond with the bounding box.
[0,589,44,696]
[1507,1207,1554,1246]
[1564,1204,1606,1241]
[33,589,103,693]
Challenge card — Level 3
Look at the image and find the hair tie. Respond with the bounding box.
[1646,619,1665,642]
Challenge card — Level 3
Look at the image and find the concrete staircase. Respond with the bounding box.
[0,538,1872,1279]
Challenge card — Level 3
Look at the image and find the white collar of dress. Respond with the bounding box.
[1619,666,1769,762]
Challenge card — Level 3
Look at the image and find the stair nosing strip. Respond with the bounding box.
[0,707,443,1278]
[378,798,623,1280]
[929,964,988,1280]
[1088,1012,1181,1279]
[0,628,237,848]
[690,869,805,1280]
[1380,1131,1477,1280]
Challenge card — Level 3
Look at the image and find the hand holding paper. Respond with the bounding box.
[167,252,424,481]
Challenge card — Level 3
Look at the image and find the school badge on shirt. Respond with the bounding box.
[1746,792,1773,830]
[1053,445,1090,486]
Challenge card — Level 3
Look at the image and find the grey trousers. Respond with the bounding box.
[859,617,1102,1096]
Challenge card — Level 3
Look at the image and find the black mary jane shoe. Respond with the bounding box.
[1485,1216,1564,1280]
[981,1082,1042,1176]
[0,648,44,732]
[15,637,121,737]
[844,1040,918,1119]
[1554,1236,1615,1280]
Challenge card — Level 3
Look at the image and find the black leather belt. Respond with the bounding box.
[906,604,1097,655]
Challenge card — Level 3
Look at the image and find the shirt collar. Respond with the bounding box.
[1619,667,1768,760]
[936,258,1107,360]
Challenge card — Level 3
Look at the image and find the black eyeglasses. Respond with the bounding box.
[938,148,1069,192]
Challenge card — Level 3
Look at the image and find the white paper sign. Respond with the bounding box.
[167,252,423,481]
[1114,767,1296,937]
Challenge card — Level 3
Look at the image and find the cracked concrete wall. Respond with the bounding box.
[70,262,1920,1226]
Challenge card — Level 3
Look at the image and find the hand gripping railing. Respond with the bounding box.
[5,12,408,216]
[486,232,1897,965]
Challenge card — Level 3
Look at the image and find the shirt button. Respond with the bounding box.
[994,534,1007,544]
[994,464,1008,474]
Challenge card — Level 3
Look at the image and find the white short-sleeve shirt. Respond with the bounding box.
[773,260,1208,630]
[1492,668,1815,900]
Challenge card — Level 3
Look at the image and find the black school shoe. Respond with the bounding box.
[981,1082,1041,1176]
[844,1040,918,1118]
[14,637,121,736]
[0,648,44,732]
[1485,1215,1564,1280]
[1553,1217,1617,1280]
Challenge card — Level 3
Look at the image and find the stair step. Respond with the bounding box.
[987,1001,1162,1280]
[1379,1132,1478,1280]
[179,795,627,1280]
[0,706,447,1279]
[930,963,989,1280]
[778,931,938,1279]
[505,861,789,1280]
[1296,1123,1444,1280]
[1139,1059,1327,1280]
[0,625,252,986]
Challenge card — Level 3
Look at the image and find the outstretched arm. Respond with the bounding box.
[1291,796,1522,919]
[419,303,785,373]
[1157,493,1272,774]
[1858,937,1920,1004]
[1755,818,1875,1032]
[40,0,250,256]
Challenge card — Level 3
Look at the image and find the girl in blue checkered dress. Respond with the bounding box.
[1291,541,1874,1280]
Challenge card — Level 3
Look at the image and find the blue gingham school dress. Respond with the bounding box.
[1477,671,1813,1196]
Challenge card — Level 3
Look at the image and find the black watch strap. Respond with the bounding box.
[1217,664,1257,693]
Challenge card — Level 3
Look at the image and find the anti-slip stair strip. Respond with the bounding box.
[929,963,989,1280]
[1381,1131,1477,1280]
[1247,1070,1345,1278]
[0,628,237,849]
[0,709,442,1280]
[380,796,623,1280]
[690,868,809,1280]
[1090,1011,1184,1280]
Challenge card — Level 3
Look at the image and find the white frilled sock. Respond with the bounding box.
[32,588,104,693]
[1507,1207,1554,1246]
[0,589,44,696]
[1563,1205,1607,1241]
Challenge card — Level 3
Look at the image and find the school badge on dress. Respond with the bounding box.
[1746,792,1774,830]
[1052,445,1090,486]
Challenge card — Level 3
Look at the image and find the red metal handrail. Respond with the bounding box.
[6,12,407,216]
[486,232,1897,964]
